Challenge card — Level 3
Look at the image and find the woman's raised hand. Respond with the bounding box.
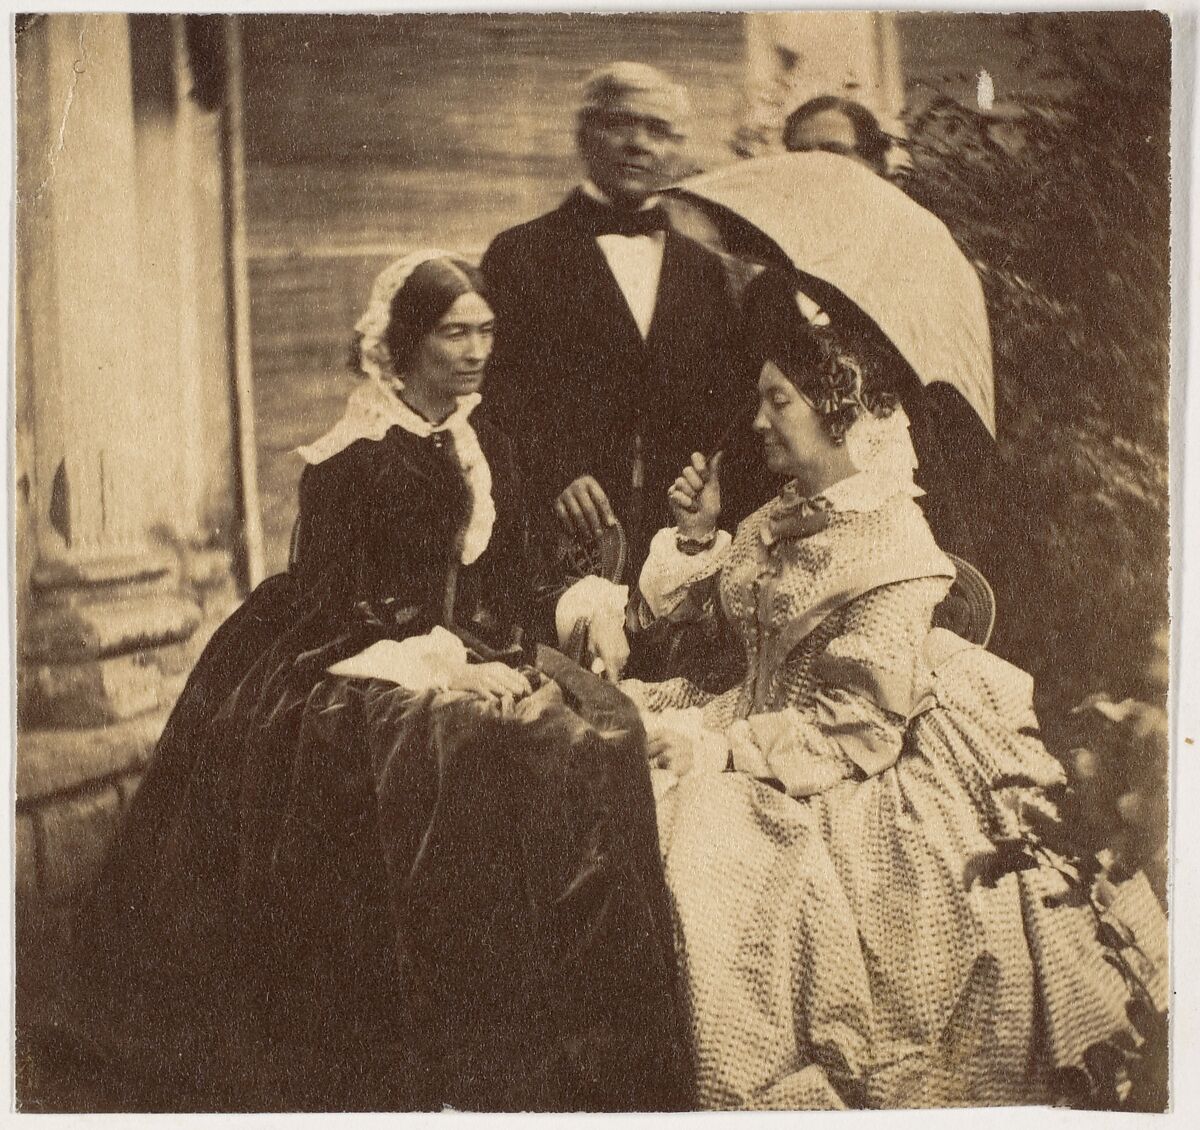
[448,662,532,702]
[668,451,723,538]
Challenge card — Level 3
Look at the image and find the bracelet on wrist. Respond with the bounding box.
[676,527,718,556]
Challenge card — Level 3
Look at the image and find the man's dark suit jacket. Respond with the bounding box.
[480,189,765,566]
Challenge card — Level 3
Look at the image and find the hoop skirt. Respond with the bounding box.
[65,421,691,1112]
[623,487,1167,1109]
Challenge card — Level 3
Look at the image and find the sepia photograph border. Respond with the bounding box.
[2,0,1197,1125]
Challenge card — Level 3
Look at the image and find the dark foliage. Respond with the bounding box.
[901,13,1170,717]
[921,17,1170,1109]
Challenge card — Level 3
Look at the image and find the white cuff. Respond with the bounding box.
[639,526,732,619]
[555,575,629,649]
[327,625,469,691]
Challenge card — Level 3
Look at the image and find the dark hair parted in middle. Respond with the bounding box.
[741,268,898,444]
[348,256,488,379]
[383,257,488,375]
[783,96,891,176]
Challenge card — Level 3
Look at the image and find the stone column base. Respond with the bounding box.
[15,542,243,1042]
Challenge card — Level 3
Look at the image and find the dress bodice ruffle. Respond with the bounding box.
[718,495,955,716]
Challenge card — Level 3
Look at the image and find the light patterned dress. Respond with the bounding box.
[621,473,1166,1110]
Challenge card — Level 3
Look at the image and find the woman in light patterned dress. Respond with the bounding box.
[565,269,1166,1110]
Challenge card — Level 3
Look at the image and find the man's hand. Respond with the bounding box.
[556,475,616,543]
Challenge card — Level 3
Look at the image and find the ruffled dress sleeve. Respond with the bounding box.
[553,524,733,643]
[638,526,733,622]
[613,526,736,714]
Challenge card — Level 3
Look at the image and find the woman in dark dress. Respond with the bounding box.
[66,252,690,1113]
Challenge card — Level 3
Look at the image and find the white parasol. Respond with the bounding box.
[669,152,995,437]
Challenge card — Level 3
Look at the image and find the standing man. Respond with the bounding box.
[481,62,758,571]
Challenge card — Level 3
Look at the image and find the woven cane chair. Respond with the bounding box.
[934,553,996,649]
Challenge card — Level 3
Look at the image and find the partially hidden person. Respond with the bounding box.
[783,95,892,176]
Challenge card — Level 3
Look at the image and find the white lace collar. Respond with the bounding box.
[770,404,924,518]
[820,467,922,514]
[827,405,925,512]
[296,381,495,565]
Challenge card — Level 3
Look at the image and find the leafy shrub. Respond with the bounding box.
[900,13,1170,719]
[909,18,1170,1108]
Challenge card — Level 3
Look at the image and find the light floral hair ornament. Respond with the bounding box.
[791,285,921,497]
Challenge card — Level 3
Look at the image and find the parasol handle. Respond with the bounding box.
[708,412,749,464]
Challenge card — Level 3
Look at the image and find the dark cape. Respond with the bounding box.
[63,417,692,1112]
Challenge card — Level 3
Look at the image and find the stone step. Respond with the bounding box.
[22,590,202,665]
[16,710,169,803]
[31,549,181,608]
[32,785,124,904]
[20,644,191,730]
[17,765,145,907]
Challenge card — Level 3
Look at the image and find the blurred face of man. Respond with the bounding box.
[579,101,683,207]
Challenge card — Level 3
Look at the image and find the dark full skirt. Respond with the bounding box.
[66,574,692,1112]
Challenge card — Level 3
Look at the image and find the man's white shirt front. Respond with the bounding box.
[582,180,665,340]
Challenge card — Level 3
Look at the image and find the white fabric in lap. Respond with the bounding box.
[327,626,469,691]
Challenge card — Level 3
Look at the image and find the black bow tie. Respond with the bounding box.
[577,196,669,238]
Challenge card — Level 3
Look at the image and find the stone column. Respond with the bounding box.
[15,13,244,1012]
[19,15,200,730]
